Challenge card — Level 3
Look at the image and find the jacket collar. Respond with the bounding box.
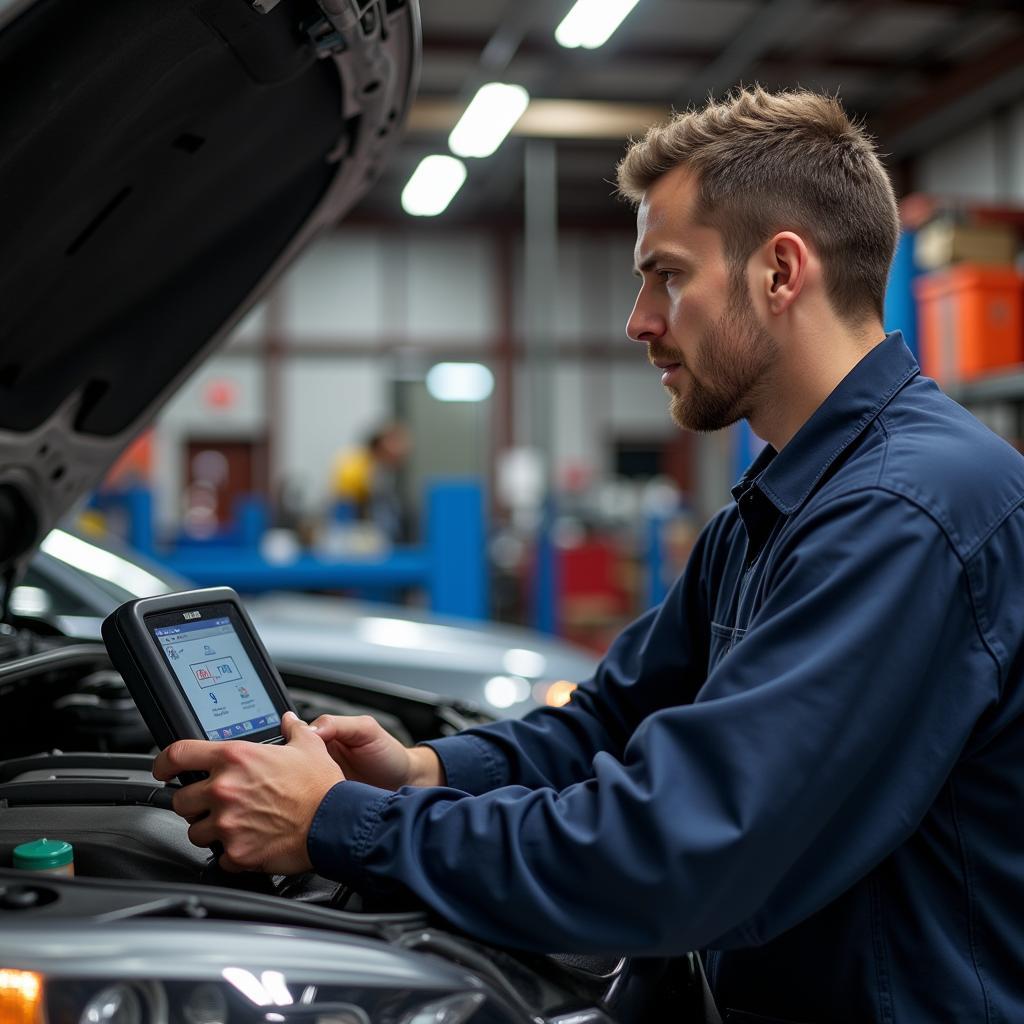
[731,332,920,516]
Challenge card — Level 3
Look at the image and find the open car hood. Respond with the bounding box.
[0,0,419,574]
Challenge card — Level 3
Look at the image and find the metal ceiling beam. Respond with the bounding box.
[873,31,1024,156]
[676,0,820,103]
[436,0,559,224]
[421,32,952,78]
[451,0,552,102]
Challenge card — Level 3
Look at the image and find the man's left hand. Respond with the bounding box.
[152,711,344,874]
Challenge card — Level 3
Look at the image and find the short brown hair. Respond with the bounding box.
[617,86,899,322]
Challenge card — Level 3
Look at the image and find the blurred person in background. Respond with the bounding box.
[331,422,411,543]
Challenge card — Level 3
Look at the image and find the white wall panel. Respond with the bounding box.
[223,301,267,350]
[610,362,678,433]
[552,236,584,340]
[552,362,598,479]
[512,362,595,484]
[608,241,639,337]
[148,226,695,529]
[514,232,636,344]
[579,238,619,340]
[513,357,674,485]
[915,98,1024,202]
[281,232,386,340]
[278,358,387,509]
[917,118,1002,200]
[158,358,266,433]
[404,235,496,344]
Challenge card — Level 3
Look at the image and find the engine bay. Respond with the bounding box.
[0,636,698,1023]
[0,638,479,895]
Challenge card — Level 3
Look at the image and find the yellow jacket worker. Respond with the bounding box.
[331,423,410,542]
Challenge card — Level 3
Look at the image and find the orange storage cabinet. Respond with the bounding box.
[914,265,1024,384]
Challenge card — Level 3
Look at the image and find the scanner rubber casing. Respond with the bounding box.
[102,587,297,782]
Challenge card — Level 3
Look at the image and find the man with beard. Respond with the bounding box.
[157,88,1024,1022]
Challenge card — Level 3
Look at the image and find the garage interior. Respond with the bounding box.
[87,0,1024,684]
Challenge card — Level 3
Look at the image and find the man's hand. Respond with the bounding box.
[152,711,344,874]
[309,714,444,790]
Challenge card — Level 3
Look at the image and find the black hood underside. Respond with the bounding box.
[1,0,342,437]
[0,0,419,569]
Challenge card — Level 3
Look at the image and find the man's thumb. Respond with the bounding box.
[282,710,316,744]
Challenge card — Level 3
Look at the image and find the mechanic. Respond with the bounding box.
[154,87,1024,1022]
[330,421,411,543]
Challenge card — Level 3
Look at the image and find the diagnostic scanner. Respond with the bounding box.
[102,587,297,782]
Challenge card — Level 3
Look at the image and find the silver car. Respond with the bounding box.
[18,526,597,716]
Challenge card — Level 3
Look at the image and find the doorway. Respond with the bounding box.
[182,437,269,537]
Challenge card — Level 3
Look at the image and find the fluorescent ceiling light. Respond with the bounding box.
[449,83,530,158]
[555,0,641,49]
[426,363,494,403]
[401,155,467,217]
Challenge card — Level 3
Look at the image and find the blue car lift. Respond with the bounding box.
[97,480,487,621]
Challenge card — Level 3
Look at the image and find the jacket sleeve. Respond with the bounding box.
[307,489,1001,955]
[420,513,722,795]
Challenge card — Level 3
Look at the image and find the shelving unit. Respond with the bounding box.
[942,369,1024,451]
[944,369,1024,406]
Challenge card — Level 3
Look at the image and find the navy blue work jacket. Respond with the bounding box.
[309,333,1024,1023]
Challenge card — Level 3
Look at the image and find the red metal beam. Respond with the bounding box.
[872,31,1024,139]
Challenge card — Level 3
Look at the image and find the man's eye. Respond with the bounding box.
[657,269,678,282]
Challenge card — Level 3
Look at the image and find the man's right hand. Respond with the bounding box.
[309,714,444,790]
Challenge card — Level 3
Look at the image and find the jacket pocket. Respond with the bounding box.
[708,622,746,673]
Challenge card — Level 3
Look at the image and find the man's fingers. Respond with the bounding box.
[152,739,219,781]
[186,816,219,850]
[282,711,327,749]
[309,714,380,746]
[218,850,247,874]
[171,778,211,819]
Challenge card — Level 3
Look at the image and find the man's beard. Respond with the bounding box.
[654,276,777,433]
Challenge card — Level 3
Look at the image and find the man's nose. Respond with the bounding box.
[626,289,665,344]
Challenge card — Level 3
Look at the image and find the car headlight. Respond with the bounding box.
[80,981,152,1024]
[24,979,485,1024]
[3,921,498,1024]
[0,969,44,1024]
[181,983,227,1024]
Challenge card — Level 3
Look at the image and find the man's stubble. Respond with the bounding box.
[660,273,778,434]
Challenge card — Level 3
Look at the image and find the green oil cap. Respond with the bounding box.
[13,838,74,870]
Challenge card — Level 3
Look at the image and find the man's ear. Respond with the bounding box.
[758,231,809,316]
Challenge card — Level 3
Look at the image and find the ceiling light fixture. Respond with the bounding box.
[555,0,641,49]
[401,155,467,217]
[448,83,530,159]
[425,363,494,402]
